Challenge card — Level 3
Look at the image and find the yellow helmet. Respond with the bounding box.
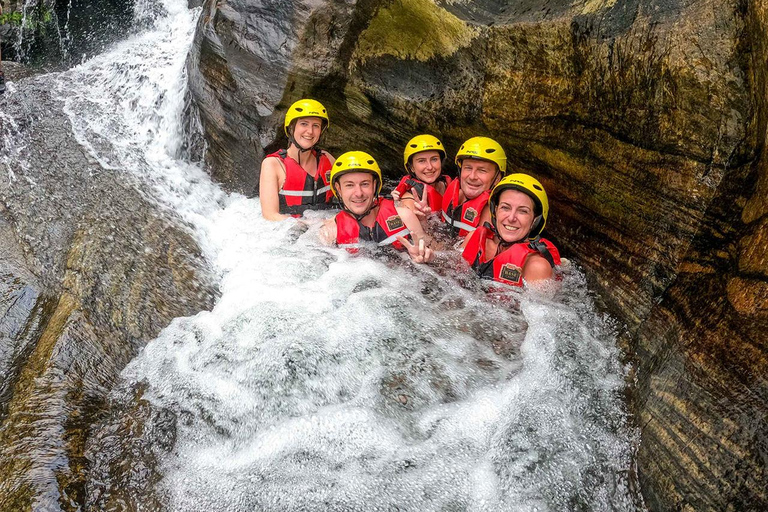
[403,134,446,172]
[330,151,383,197]
[284,98,329,137]
[489,173,549,238]
[455,136,507,174]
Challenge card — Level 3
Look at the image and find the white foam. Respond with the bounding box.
[51,0,642,509]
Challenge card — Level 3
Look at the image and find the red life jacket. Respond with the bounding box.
[462,225,561,287]
[335,198,410,252]
[441,178,490,237]
[267,149,333,216]
[393,175,452,212]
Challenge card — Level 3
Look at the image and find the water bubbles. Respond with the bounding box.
[117,223,640,511]
[51,0,642,508]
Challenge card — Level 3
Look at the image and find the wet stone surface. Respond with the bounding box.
[0,65,216,509]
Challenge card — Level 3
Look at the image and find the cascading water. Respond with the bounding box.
[13,0,36,62]
[54,0,643,510]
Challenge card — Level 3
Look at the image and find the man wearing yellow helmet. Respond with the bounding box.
[259,99,336,220]
[461,173,560,286]
[442,136,507,237]
[319,151,434,263]
[392,134,452,215]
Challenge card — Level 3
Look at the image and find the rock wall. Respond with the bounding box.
[186,0,767,510]
[0,0,135,66]
[0,74,216,509]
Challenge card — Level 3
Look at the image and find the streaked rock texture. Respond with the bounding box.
[187,0,768,509]
[0,75,216,510]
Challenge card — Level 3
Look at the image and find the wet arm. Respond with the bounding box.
[522,254,553,282]
[259,157,288,221]
[396,206,436,263]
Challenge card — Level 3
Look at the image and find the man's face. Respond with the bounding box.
[337,172,376,215]
[460,158,498,199]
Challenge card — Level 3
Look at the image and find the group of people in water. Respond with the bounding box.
[259,99,561,287]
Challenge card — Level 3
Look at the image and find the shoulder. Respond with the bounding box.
[458,230,477,250]
[320,150,335,165]
[261,154,284,171]
[523,254,553,281]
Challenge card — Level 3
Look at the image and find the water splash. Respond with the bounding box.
[51,0,643,510]
[0,110,31,185]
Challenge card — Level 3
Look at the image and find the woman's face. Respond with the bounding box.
[291,116,324,149]
[495,189,535,243]
[409,150,442,184]
[336,172,377,216]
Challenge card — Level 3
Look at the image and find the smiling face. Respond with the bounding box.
[336,172,377,216]
[290,116,324,149]
[409,150,443,184]
[459,158,499,199]
[495,189,536,243]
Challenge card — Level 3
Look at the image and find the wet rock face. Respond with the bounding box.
[0,76,216,509]
[0,0,134,67]
[187,0,767,510]
[186,0,368,193]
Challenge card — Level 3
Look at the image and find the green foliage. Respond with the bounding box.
[0,11,24,26]
[0,5,54,30]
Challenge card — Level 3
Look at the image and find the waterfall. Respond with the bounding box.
[53,0,643,510]
[13,0,36,62]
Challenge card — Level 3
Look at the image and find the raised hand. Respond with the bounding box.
[411,185,432,219]
[397,235,434,264]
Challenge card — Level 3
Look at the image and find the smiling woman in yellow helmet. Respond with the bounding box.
[461,173,561,286]
[392,134,452,216]
[441,136,507,237]
[259,99,336,221]
[319,151,434,263]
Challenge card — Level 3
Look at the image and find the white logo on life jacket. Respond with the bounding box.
[464,207,478,223]
[499,263,522,284]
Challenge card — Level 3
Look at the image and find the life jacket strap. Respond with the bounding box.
[377,229,410,246]
[442,211,477,233]
[529,237,556,268]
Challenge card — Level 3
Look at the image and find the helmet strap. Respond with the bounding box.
[336,179,380,220]
[287,122,319,154]
[530,215,544,238]
[288,134,315,154]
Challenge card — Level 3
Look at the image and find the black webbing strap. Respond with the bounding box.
[528,237,555,268]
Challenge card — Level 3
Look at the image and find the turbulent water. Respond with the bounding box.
[47,0,642,510]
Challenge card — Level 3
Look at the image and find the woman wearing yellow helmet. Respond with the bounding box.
[392,134,452,216]
[441,136,507,237]
[259,98,335,220]
[461,173,560,286]
[319,151,434,263]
